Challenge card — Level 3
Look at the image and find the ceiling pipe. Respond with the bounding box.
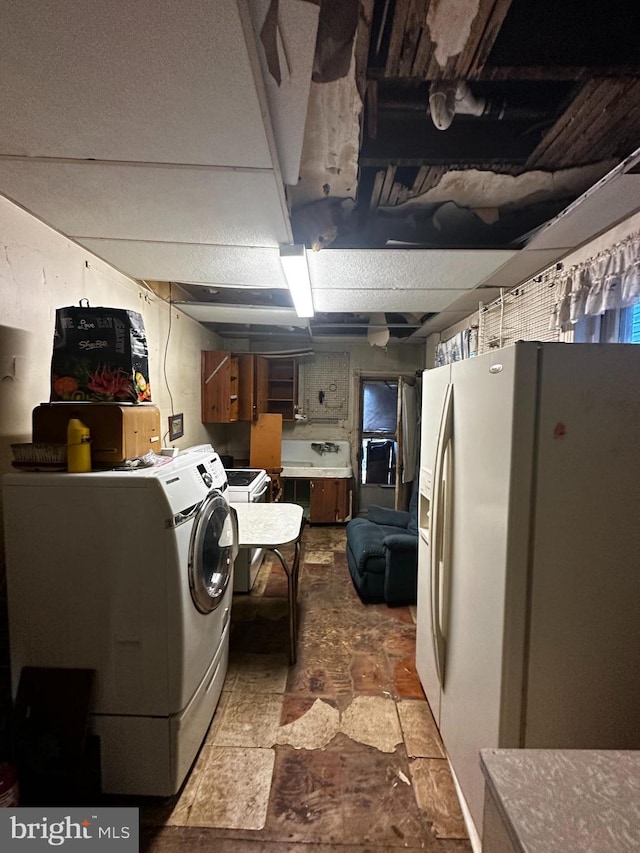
[428,80,505,131]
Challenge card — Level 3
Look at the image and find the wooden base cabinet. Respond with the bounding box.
[310,478,352,523]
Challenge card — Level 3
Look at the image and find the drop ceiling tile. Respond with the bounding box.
[249,0,320,185]
[477,249,568,290]
[0,160,291,245]
[312,288,471,313]
[308,249,517,292]
[526,173,640,251]
[176,303,306,328]
[0,0,273,167]
[76,239,288,287]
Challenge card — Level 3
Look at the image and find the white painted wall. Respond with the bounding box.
[0,195,227,543]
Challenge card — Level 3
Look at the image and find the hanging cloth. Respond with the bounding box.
[621,234,640,307]
[401,382,418,483]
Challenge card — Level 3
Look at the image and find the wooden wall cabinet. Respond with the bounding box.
[310,477,353,523]
[202,351,268,423]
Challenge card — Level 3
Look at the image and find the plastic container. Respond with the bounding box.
[67,418,91,473]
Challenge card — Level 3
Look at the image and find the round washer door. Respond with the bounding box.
[188,491,238,613]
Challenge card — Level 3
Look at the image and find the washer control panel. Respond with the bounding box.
[196,453,227,491]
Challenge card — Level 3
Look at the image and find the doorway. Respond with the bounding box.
[357,375,420,517]
[358,378,398,514]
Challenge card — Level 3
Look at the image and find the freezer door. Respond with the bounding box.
[438,344,537,835]
[524,342,640,749]
[416,363,451,725]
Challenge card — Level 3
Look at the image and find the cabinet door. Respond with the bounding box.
[237,355,255,421]
[202,351,233,422]
[310,478,351,523]
[254,356,269,418]
[229,356,239,421]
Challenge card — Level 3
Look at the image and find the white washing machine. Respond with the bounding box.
[2,446,237,796]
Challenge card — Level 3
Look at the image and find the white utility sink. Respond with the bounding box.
[281,440,353,479]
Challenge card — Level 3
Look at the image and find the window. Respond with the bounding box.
[622,301,640,343]
[360,380,398,485]
[574,302,640,344]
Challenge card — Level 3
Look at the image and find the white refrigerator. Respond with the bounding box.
[416,341,640,839]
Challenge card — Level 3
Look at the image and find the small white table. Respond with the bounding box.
[230,502,304,663]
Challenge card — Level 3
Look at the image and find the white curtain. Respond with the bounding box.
[550,231,640,332]
[401,381,418,483]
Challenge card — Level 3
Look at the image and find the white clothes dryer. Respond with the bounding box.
[2,447,237,796]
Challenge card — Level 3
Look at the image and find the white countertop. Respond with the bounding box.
[480,749,640,853]
[231,501,304,548]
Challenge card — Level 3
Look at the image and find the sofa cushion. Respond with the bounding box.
[367,505,410,528]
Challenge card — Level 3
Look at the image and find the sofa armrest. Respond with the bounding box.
[383,533,418,606]
[382,532,417,553]
[367,506,411,528]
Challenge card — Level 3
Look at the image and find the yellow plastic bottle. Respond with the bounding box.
[67,418,91,473]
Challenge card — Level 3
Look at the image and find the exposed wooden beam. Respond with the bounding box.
[466,0,514,78]
[397,0,429,77]
[526,78,640,169]
[366,79,379,140]
[385,0,412,77]
[355,0,375,99]
[420,0,509,80]
[411,1,434,78]
[387,181,402,205]
[378,164,398,205]
[410,165,430,195]
[368,169,386,210]
[480,65,640,81]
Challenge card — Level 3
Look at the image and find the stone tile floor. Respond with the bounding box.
[140,525,471,852]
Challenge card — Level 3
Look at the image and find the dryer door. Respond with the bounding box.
[189,491,238,613]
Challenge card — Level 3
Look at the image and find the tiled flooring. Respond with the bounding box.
[140,525,471,852]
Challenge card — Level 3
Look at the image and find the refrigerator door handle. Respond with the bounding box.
[430,383,454,690]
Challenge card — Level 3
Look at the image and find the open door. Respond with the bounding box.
[357,376,419,516]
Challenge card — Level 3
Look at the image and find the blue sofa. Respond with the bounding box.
[345,481,419,606]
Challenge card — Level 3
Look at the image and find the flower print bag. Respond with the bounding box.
[50,300,152,403]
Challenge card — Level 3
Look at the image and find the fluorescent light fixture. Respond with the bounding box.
[279,244,314,318]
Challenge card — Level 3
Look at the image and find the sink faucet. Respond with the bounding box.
[311,441,339,455]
